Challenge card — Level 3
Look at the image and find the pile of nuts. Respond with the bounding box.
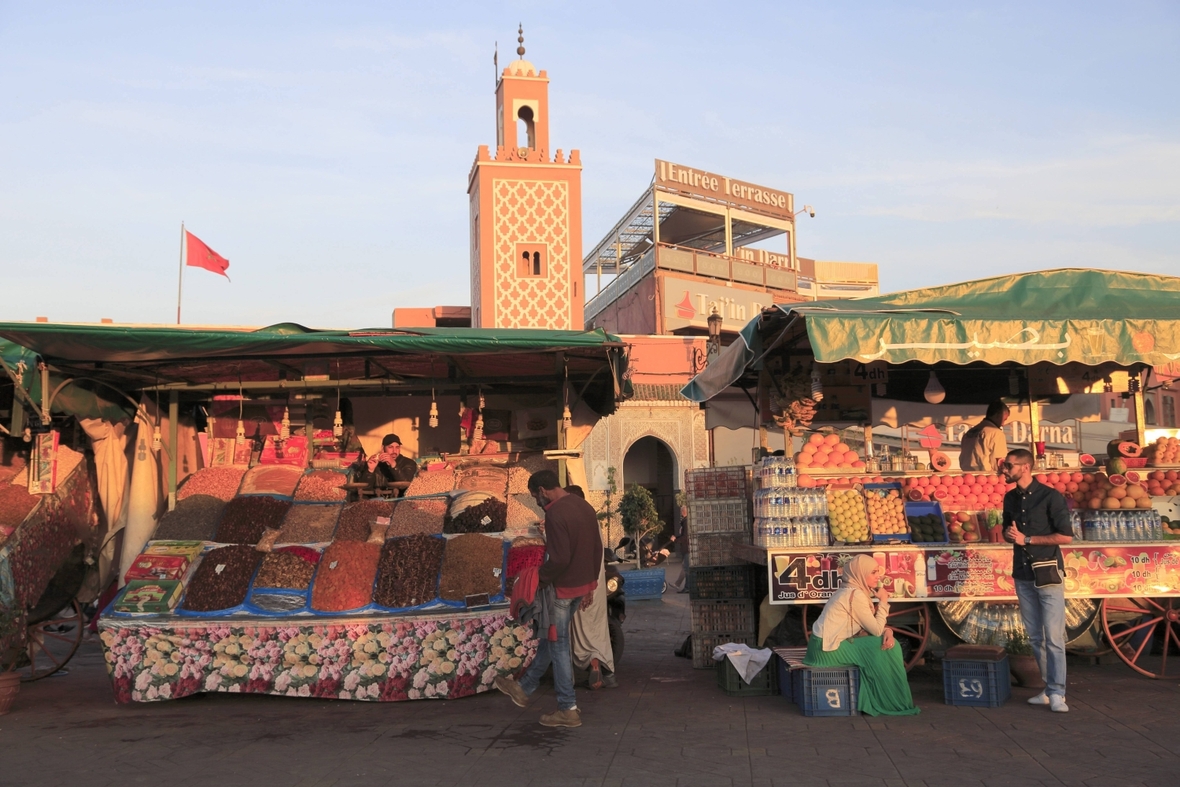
[373,535,446,608]
[215,496,292,544]
[177,467,245,502]
[181,545,261,611]
[439,533,504,601]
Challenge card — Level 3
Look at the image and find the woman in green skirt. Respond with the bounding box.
[804,554,919,716]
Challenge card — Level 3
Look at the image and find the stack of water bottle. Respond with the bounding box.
[753,455,830,548]
[1081,509,1164,542]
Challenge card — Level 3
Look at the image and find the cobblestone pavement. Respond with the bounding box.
[4,575,1180,787]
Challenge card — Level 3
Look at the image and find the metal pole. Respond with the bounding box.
[168,391,179,511]
[176,221,185,324]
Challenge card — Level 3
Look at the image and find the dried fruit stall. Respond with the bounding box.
[0,320,627,702]
[684,269,1180,678]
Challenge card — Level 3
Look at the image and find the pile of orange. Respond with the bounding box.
[1147,436,1180,466]
[795,433,865,471]
[867,489,907,535]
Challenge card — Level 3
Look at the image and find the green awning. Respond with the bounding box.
[683,268,1180,402]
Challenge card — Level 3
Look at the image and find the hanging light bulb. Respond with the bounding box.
[1103,377,1114,394]
[152,424,162,452]
[236,419,246,445]
[810,368,824,403]
[473,413,484,441]
[562,404,573,430]
[280,407,291,440]
[332,410,343,438]
[924,371,947,404]
[429,399,439,429]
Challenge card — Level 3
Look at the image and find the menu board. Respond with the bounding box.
[768,543,1180,604]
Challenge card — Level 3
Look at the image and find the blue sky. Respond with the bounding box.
[1,2,1177,327]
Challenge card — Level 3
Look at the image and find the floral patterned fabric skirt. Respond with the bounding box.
[99,610,537,703]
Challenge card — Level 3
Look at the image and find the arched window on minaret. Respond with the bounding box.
[517,104,536,149]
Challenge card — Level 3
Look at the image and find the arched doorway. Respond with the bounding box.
[622,436,677,541]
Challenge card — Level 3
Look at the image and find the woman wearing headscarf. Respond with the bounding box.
[804,554,919,716]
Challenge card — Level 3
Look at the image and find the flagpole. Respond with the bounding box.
[177,221,185,324]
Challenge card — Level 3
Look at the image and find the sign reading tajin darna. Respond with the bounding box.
[655,160,794,220]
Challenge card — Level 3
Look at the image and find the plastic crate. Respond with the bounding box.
[688,499,751,535]
[690,533,747,568]
[686,467,751,501]
[773,648,808,703]
[793,666,860,716]
[864,482,907,539]
[618,567,665,600]
[692,631,755,669]
[904,500,947,543]
[688,565,754,600]
[943,654,1011,707]
[691,599,756,633]
[716,655,777,697]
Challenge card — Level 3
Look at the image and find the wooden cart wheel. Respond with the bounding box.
[19,599,84,682]
[800,602,929,671]
[1101,597,1180,679]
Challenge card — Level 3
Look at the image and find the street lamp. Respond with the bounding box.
[706,308,723,364]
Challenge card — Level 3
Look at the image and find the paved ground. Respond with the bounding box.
[5,564,1180,786]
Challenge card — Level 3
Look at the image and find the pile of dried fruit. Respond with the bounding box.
[254,547,319,590]
[294,470,347,502]
[278,504,341,543]
[335,500,393,541]
[506,496,541,529]
[507,466,532,495]
[181,545,262,612]
[155,495,226,541]
[444,498,507,534]
[177,467,246,502]
[404,467,455,497]
[310,541,381,612]
[439,533,504,601]
[388,498,446,536]
[239,465,303,497]
[214,496,292,544]
[455,466,508,496]
[0,482,41,528]
[373,534,446,608]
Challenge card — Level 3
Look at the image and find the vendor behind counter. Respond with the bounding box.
[353,433,419,496]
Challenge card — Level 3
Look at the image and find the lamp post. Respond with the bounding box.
[706,308,723,364]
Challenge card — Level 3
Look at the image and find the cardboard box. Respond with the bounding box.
[143,541,205,561]
[114,580,183,614]
[125,554,191,583]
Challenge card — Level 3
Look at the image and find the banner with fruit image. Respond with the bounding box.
[770,543,1180,605]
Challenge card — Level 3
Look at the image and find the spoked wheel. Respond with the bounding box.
[1101,597,1180,679]
[18,599,84,682]
[800,602,929,671]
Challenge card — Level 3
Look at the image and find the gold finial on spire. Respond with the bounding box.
[517,24,525,57]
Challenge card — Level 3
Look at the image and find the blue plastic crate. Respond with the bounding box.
[904,500,948,543]
[793,666,860,716]
[619,567,666,600]
[774,653,801,703]
[943,655,1011,707]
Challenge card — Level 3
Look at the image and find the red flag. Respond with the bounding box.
[185,230,230,279]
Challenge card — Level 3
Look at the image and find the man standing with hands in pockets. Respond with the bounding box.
[1001,448,1073,713]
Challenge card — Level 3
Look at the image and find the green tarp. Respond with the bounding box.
[0,323,623,364]
[683,269,1180,402]
[1,338,135,423]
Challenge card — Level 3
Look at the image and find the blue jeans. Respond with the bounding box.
[519,595,581,710]
[1015,579,1067,698]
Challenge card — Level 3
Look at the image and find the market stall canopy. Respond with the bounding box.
[1,338,134,423]
[0,323,628,416]
[683,269,1180,402]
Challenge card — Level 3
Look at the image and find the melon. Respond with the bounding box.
[930,452,951,472]
[1107,440,1142,458]
[1107,457,1128,475]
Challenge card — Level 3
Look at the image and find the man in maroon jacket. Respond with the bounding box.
[495,470,602,727]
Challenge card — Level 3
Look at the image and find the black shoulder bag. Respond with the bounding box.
[1023,545,1062,588]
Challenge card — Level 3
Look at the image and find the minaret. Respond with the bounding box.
[467,26,583,330]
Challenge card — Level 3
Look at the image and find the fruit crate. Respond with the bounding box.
[688,565,755,600]
[864,482,908,539]
[793,666,860,716]
[618,567,666,600]
[904,501,947,543]
[773,647,808,703]
[692,630,755,669]
[688,499,751,535]
[716,654,777,697]
[690,532,747,567]
[691,599,756,633]
[943,653,1011,708]
[686,466,751,501]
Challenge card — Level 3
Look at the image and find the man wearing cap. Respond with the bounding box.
[360,434,418,495]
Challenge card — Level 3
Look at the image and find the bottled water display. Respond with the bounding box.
[1081,509,1163,542]
[754,455,830,548]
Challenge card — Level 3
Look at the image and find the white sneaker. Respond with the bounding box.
[1027,691,1050,705]
[1049,695,1069,713]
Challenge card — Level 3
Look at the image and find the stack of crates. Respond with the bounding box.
[686,466,756,668]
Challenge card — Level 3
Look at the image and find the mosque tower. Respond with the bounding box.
[467,27,583,330]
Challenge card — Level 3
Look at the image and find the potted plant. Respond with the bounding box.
[618,484,664,569]
[1004,631,1045,689]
